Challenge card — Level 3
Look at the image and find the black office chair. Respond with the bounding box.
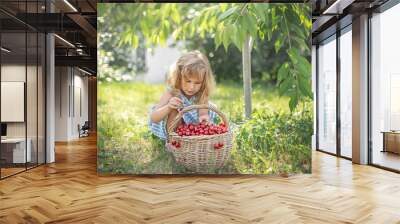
[79,121,90,138]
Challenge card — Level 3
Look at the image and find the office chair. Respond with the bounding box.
[79,121,90,138]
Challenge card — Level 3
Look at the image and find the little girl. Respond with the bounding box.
[149,50,218,140]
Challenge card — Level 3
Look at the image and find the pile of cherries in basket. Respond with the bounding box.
[175,122,228,137]
[170,122,228,150]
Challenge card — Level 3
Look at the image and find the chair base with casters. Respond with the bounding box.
[78,121,90,138]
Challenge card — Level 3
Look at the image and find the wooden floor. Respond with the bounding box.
[1,167,26,178]
[1,135,400,223]
[372,150,400,171]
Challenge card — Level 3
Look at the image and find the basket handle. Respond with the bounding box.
[167,104,229,136]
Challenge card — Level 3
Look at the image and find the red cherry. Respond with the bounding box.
[176,142,181,148]
[214,143,219,149]
[219,143,224,148]
[172,140,177,146]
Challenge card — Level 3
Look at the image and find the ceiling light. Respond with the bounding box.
[1,47,11,53]
[78,67,92,76]
[63,0,78,12]
[322,0,354,15]
[54,34,75,48]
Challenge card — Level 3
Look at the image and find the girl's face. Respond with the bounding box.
[181,75,203,97]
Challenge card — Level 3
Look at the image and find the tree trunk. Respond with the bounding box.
[242,34,253,119]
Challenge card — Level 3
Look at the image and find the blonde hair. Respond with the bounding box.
[167,50,216,104]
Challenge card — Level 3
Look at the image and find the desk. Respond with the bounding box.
[382,131,400,154]
[1,138,31,163]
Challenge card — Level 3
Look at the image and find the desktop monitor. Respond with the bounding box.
[1,123,7,137]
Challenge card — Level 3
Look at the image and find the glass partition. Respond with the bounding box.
[371,4,400,171]
[317,35,337,154]
[0,1,46,179]
[339,27,352,158]
[38,32,45,165]
[27,30,38,169]
[1,30,28,177]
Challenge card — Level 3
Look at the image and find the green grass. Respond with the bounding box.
[97,81,311,174]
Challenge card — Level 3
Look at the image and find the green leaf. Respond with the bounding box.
[214,24,224,49]
[243,13,258,38]
[172,27,181,40]
[274,36,285,53]
[253,4,267,22]
[231,25,242,50]
[292,25,306,40]
[295,56,311,79]
[289,93,299,112]
[278,77,293,96]
[222,25,232,51]
[218,6,238,21]
[219,3,229,12]
[266,28,272,41]
[298,75,313,98]
[258,30,265,40]
[277,63,289,84]
[132,34,139,48]
[288,48,300,64]
[170,5,181,24]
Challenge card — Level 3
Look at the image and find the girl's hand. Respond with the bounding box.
[168,97,183,110]
[199,114,210,123]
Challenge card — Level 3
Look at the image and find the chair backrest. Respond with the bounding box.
[82,121,90,129]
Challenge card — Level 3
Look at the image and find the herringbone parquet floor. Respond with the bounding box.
[1,134,400,223]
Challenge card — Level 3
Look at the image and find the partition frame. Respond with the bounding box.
[367,1,400,173]
[0,1,47,180]
[315,24,353,161]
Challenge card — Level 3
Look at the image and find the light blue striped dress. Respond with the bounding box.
[149,94,218,140]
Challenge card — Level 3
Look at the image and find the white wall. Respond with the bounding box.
[1,65,26,139]
[140,38,183,84]
[1,63,46,164]
[72,73,89,138]
[55,67,89,141]
[55,67,69,141]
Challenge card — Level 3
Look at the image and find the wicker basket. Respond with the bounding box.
[165,104,233,173]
